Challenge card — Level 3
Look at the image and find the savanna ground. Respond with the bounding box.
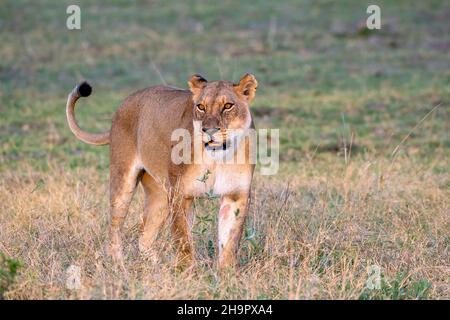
[0,0,449,299]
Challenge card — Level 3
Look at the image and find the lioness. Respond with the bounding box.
[66,74,258,269]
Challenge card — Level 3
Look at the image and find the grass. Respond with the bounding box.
[0,0,449,299]
[0,253,21,299]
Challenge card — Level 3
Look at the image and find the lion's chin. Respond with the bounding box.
[204,141,228,151]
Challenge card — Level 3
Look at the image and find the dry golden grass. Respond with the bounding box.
[1,0,449,301]
[1,156,448,299]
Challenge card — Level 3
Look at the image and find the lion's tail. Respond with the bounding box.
[66,82,110,146]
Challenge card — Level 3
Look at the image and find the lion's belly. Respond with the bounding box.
[180,164,252,198]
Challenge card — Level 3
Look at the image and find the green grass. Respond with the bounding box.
[0,0,449,299]
[0,254,21,299]
[1,0,449,172]
[359,272,433,300]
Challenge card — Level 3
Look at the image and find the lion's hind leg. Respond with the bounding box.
[138,172,170,262]
[107,157,142,269]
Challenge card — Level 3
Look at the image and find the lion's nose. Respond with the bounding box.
[202,127,220,136]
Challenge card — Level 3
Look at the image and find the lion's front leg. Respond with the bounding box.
[217,192,250,270]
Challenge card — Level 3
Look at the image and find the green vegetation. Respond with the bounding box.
[0,253,21,299]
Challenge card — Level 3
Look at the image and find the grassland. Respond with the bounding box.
[0,0,449,299]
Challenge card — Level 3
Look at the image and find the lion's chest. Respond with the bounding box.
[180,164,251,198]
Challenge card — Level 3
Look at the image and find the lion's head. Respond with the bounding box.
[188,73,258,151]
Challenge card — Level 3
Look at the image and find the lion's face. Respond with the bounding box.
[188,74,258,151]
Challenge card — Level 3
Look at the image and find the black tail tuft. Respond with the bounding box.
[77,81,92,97]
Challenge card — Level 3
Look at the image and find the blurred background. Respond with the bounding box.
[1,0,449,169]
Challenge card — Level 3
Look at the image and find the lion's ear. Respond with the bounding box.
[234,73,258,103]
[188,74,208,97]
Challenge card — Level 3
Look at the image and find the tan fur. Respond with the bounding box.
[66,74,258,269]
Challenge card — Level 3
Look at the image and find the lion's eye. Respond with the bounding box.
[223,103,234,112]
[196,104,206,112]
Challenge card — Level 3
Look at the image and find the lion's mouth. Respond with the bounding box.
[204,141,228,151]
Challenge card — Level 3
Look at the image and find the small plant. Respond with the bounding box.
[197,169,212,183]
[205,189,219,200]
[240,226,262,265]
[0,253,21,299]
[359,272,432,300]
